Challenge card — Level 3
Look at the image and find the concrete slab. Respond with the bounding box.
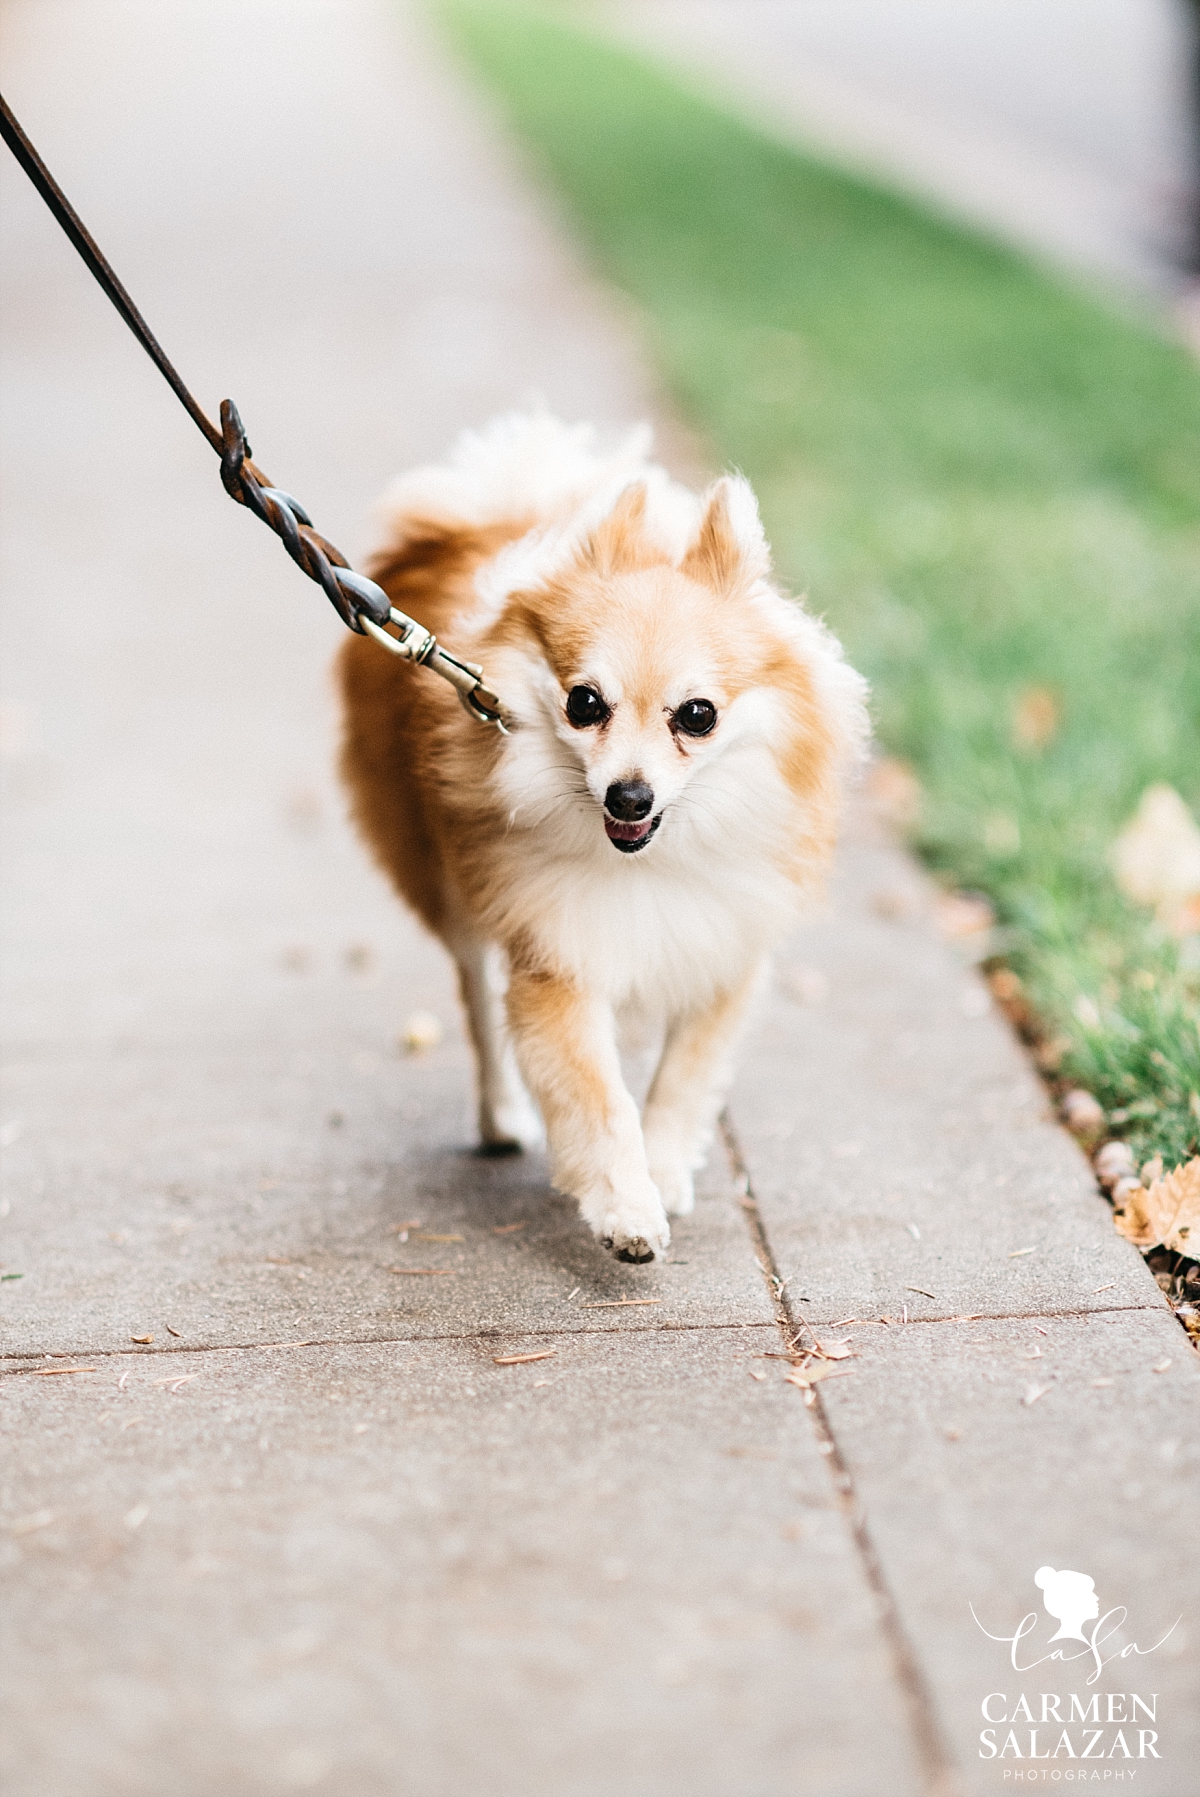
[0,1028,771,1358]
[0,1331,922,1797]
[814,1310,1200,1793]
[730,812,1164,1325]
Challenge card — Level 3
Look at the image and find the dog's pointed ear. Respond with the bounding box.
[581,481,658,576]
[680,476,769,595]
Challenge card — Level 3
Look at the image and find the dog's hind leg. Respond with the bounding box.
[453,939,544,1154]
[641,962,765,1215]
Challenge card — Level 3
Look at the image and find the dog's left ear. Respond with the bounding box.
[680,476,770,596]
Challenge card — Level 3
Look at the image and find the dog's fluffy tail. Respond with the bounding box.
[375,411,659,541]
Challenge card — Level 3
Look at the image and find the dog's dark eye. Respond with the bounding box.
[674,698,717,737]
[566,685,609,728]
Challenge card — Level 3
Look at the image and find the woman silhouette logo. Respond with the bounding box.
[1034,1566,1100,1642]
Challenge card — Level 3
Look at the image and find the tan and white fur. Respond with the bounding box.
[339,414,868,1262]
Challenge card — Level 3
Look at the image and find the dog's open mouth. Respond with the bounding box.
[604,814,662,854]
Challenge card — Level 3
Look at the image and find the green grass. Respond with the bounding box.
[444,0,1200,1167]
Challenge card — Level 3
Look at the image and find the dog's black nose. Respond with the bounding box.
[605,778,655,821]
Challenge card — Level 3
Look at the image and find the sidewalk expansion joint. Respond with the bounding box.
[825,1303,1163,1327]
[0,1317,779,1372]
[721,1109,964,1797]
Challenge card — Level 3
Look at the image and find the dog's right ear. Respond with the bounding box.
[578,481,661,577]
[681,476,770,596]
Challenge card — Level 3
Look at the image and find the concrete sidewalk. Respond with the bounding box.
[1,3,1196,1794]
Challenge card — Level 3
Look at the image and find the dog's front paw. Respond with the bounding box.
[595,1189,671,1263]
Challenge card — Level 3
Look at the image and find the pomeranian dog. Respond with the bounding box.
[339,415,867,1262]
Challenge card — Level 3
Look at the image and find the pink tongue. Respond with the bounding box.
[605,817,652,843]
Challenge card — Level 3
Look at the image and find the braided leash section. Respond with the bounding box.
[219,400,387,631]
[218,401,506,729]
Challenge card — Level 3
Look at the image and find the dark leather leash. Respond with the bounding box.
[0,94,506,730]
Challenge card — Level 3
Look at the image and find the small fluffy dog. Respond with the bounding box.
[339,415,867,1261]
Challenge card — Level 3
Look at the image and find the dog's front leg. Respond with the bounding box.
[641,964,764,1217]
[507,967,670,1263]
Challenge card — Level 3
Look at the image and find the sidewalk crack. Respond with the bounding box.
[722,1109,962,1797]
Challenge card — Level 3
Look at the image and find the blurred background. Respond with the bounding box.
[580,0,1199,299]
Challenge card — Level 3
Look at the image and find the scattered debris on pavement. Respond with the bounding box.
[400,1011,443,1052]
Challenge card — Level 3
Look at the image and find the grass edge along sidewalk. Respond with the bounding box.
[440,0,1200,1318]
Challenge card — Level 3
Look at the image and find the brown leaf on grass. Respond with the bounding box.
[1112,1156,1200,1255]
[1012,686,1060,751]
[1111,785,1200,935]
[865,757,922,829]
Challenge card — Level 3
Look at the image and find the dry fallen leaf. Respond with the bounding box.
[784,1364,853,1390]
[1112,1156,1200,1255]
[814,1339,854,1360]
[3,1510,57,1534]
[1110,785,1200,935]
[1012,685,1061,751]
[865,757,921,828]
[130,1334,154,1345]
[400,1011,442,1052]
